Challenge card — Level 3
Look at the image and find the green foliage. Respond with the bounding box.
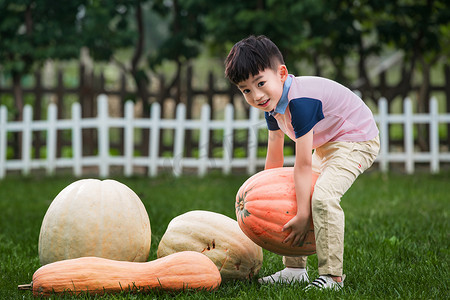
[203,0,316,68]
[362,0,450,63]
[79,0,137,61]
[0,171,448,299]
[0,0,88,75]
[148,0,208,69]
[1,0,448,93]
[0,0,147,79]
[203,0,450,85]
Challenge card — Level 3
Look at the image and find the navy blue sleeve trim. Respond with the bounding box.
[288,98,324,138]
[265,112,280,131]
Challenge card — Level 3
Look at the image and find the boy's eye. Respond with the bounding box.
[257,81,265,87]
[242,89,250,94]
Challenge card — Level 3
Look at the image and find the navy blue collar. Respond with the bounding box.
[269,75,293,116]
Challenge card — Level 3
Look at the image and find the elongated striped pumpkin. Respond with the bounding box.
[235,167,319,256]
[19,251,221,296]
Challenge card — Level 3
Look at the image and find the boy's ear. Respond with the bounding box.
[278,65,288,82]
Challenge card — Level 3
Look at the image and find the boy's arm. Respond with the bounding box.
[282,129,313,246]
[265,129,285,170]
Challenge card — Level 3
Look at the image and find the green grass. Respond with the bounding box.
[1,170,448,299]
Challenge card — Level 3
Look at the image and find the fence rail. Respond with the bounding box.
[0,95,449,179]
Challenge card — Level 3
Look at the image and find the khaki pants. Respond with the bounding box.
[283,136,380,277]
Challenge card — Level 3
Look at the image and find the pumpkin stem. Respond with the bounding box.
[18,283,32,290]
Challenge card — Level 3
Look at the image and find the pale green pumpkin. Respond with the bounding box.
[38,179,151,265]
[157,210,263,281]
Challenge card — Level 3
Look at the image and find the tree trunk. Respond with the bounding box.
[131,2,150,158]
[12,72,23,159]
[416,61,431,151]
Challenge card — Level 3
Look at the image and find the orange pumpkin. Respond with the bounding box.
[235,167,319,256]
[19,251,221,296]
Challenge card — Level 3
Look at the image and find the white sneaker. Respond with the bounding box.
[258,267,309,284]
[304,275,345,291]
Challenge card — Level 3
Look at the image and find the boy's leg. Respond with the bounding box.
[283,256,308,268]
[312,137,379,277]
[259,151,323,284]
[258,256,309,284]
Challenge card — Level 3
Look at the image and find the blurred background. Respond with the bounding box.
[0,0,449,174]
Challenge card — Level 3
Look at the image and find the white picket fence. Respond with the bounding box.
[0,94,449,179]
[376,97,450,174]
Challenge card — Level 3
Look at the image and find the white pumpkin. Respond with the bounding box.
[157,210,263,281]
[38,179,151,265]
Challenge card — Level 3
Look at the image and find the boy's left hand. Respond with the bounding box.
[282,213,311,247]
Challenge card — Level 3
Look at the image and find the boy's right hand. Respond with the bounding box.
[282,212,311,247]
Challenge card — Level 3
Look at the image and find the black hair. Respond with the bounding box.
[224,35,285,85]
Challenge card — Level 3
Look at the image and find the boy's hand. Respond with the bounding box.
[282,213,311,247]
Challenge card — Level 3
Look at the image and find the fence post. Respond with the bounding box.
[46,103,57,175]
[148,102,161,177]
[198,104,211,176]
[97,94,110,177]
[404,98,414,174]
[247,107,259,174]
[22,105,33,176]
[124,101,135,177]
[378,98,389,172]
[72,102,82,177]
[429,97,439,173]
[0,106,7,178]
[223,104,234,174]
[173,103,186,176]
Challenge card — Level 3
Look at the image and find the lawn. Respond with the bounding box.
[0,170,448,299]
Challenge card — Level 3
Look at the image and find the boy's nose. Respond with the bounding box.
[253,91,264,102]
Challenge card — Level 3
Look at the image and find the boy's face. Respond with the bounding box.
[237,65,288,112]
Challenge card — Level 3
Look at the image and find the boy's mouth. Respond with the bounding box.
[258,99,270,107]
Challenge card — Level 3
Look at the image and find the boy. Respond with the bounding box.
[225,35,379,290]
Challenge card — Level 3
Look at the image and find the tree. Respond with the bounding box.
[201,0,449,151]
[202,0,449,105]
[363,0,450,149]
[76,0,208,106]
[353,0,450,103]
[148,0,208,103]
[0,0,159,116]
[0,0,87,118]
[202,0,318,72]
[79,0,149,107]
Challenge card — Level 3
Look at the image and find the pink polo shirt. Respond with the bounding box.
[265,75,379,149]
